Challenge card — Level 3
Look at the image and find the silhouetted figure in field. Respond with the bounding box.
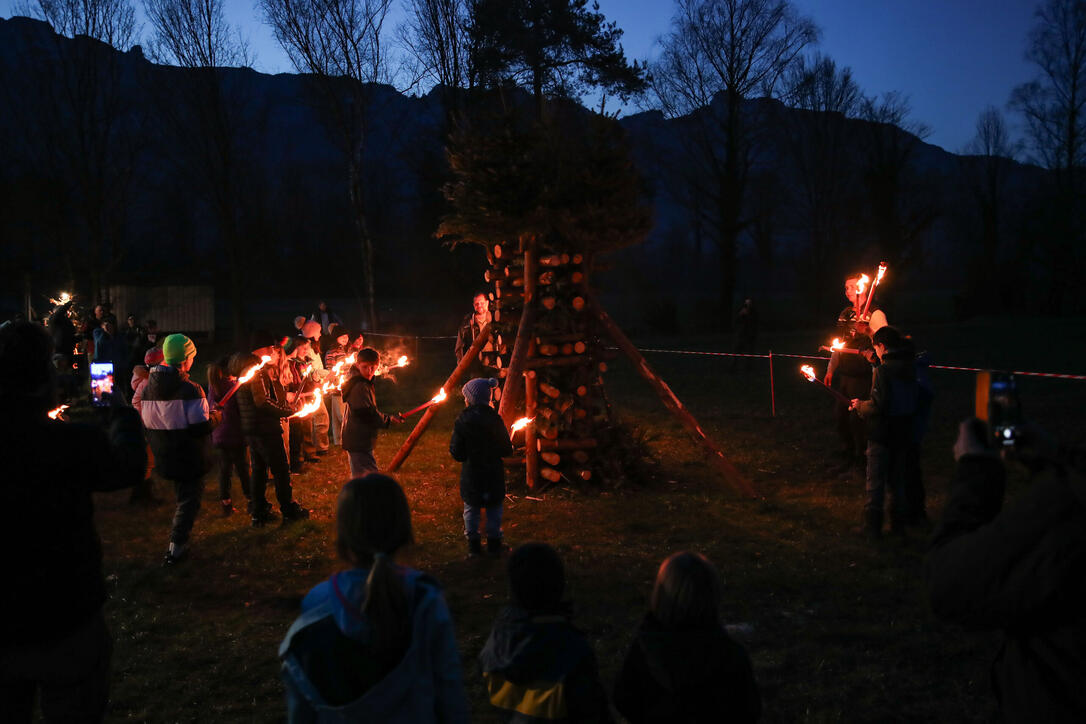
[926,420,1086,721]
[279,474,469,722]
[0,322,145,723]
[613,551,761,723]
[731,298,758,371]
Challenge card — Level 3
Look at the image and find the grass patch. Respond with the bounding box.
[95,318,1084,721]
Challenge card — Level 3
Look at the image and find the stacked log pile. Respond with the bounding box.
[486,239,611,489]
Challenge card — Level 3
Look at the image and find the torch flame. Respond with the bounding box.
[830,338,845,351]
[855,274,870,296]
[49,291,72,306]
[431,388,447,404]
[800,365,817,382]
[290,389,324,418]
[302,364,313,377]
[397,355,409,368]
[510,417,534,433]
[47,404,69,420]
[238,355,272,385]
[875,263,887,284]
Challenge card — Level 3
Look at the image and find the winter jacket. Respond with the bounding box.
[236,369,294,439]
[450,403,512,507]
[926,452,1086,722]
[139,364,212,480]
[341,375,390,453]
[2,403,145,646]
[855,348,917,444]
[613,613,761,724]
[280,567,469,723]
[210,381,244,448]
[479,605,611,723]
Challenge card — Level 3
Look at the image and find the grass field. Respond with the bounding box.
[91,317,1086,722]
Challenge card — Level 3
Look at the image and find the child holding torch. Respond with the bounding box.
[450,378,513,557]
[341,348,404,478]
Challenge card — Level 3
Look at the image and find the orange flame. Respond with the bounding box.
[290,389,324,418]
[302,364,313,377]
[397,355,409,367]
[47,404,69,420]
[432,388,447,404]
[875,263,887,284]
[238,355,272,385]
[510,416,534,433]
[800,365,817,382]
[855,274,870,296]
[830,338,845,351]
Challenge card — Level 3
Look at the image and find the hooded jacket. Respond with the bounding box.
[210,380,244,448]
[139,364,212,480]
[855,347,918,444]
[926,452,1086,722]
[478,606,610,723]
[450,403,512,507]
[613,613,761,723]
[236,368,293,438]
[280,567,469,723]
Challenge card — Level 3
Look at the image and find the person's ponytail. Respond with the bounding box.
[362,550,410,657]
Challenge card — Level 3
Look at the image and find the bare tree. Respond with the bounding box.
[857,92,938,275]
[14,0,142,300]
[260,0,393,331]
[143,0,253,342]
[647,0,817,328]
[399,0,470,108]
[779,53,862,316]
[1010,0,1086,311]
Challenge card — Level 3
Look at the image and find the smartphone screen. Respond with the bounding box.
[90,362,115,407]
[988,373,1022,446]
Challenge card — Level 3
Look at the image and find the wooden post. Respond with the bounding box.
[769,350,775,417]
[498,240,537,427]
[387,323,493,472]
[524,370,539,490]
[589,296,756,497]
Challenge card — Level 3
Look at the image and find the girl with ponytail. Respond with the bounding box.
[279,474,469,723]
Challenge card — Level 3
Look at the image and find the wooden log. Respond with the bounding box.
[538,381,561,398]
[570,271,584,284]
[526,356,592,369]
[493,244,504,259]
[577,469,592,481]
[575,384,588,397]
[503,457,525,466]
[589,295,756,497]
[539,424,560,440]
[571,296,586,312]
[538,438,597,452]
[535,332,588,344]
[524,370,539,491]
[540,468,562,483]
[389,323,493,472]
[498,243,536,427]
[538,270,556,285]
[571,253,583,265]
[538,254,565,267]
[572,450,590,464]
[541,296,557,310]
[540,451,561,466]
[537,344,559,356]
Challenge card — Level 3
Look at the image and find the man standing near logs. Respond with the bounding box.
[455,292,500,381]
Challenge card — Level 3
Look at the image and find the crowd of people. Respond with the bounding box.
[3,280,1084,722]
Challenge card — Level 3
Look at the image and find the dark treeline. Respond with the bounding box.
[1,0,1084,337]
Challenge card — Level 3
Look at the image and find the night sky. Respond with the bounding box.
[1,0,1039,153]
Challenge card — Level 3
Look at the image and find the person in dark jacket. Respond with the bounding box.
[280,474,469,723]
[824,334,874,474]
[926,420,1086,722]
[480,543,611,723]
[341,347,403,478]
[233,349,309,527]
[140,334,218,564]
[208,356,250,516]
[0,322,146,723]
[454,292,500,379]
[450,377,512,556]
[614,551,761,723]
[850,326,918,538]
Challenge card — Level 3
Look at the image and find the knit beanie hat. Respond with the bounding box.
[144,347,164,366]
[162,334,196,365]
[462,377,498,405]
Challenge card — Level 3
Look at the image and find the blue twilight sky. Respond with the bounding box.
[1,0,1040,153]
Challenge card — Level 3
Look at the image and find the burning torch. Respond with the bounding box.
[509,416,534,438]
[800,365,850,404]
[216,355,272,407]
[401,388,447,418]
[47,404,69,420]
[289,389,324,419]
[860,262,888,320]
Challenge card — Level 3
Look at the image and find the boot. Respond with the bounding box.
[467,537,483,557]
[487,537,507,556]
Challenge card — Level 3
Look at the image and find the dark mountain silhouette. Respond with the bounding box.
[0,16,1047,330]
